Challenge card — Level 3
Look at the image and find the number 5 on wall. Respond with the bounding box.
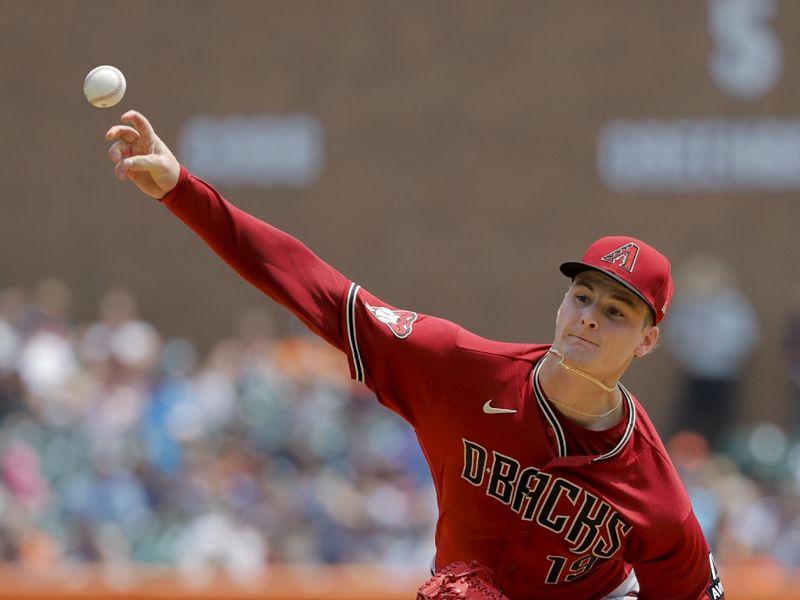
[708,0,782,100]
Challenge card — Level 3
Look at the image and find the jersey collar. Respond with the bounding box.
[531,356,636,462]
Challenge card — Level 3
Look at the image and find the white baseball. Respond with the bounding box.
[83,65,126,108]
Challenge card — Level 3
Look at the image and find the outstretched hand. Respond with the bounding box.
[105,110,180,199]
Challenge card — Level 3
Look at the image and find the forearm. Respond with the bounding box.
[160,166,350,349]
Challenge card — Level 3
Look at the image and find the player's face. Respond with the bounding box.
[553,271,659,380]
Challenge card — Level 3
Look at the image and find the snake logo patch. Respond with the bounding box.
[364,302,418,339]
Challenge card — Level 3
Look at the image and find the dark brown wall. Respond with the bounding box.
[2,0,799,428]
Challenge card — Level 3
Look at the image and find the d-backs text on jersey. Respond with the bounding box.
[461,438,631,559]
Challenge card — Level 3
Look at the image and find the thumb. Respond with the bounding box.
[123,154,164,172]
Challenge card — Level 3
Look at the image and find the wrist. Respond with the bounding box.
[159,165,189,202]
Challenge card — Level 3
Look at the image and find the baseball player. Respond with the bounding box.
[104,111,725,600]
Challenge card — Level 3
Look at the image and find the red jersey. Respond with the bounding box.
[160,167,725,600]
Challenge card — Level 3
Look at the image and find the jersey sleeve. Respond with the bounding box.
[161,167,458,428]
[342,286,459,428]
[161,166,352,351]
[632,510,724,600]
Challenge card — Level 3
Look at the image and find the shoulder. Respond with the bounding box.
[454,327,550,363]
[628,395,666,454]
[353,287,549,363]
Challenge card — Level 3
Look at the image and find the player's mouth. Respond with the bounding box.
[567,334,599,348]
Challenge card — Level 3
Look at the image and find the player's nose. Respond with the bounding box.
[580,307,599,329]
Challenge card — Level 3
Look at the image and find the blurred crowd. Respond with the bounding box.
[663,254,800,570]
[0,269,799,580]
[0,279,436,580]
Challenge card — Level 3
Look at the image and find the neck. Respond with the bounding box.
[547,347,618,392]
[538,348,624,429]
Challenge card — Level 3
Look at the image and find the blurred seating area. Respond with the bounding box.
[0,279,436,579]
[0,277,798,583]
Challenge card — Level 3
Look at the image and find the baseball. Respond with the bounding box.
[83,65,126,108]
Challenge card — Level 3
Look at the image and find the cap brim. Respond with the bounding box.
[559,261,656,320]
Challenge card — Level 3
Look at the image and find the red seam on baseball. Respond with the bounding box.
[87,68,124,103]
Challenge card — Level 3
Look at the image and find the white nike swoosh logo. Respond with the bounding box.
[483,400,517,414]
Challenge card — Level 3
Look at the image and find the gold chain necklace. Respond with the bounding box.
[544,348,622,418]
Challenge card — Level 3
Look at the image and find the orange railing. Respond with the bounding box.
[0,563,796,599]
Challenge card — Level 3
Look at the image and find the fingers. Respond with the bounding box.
[108,139,131,163]
[112,149,160,181]
[104,111,156,143]
[120,110,157,141]
[105,110,177,196]
[114,160,128,181]
[122,154,164,172]
[114,154,162,182]
[105,125,140,144]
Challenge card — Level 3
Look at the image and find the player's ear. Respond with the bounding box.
[634,325,660,358]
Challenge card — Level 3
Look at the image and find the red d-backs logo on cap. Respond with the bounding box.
[600,242,640,273]
[364,302,418,339]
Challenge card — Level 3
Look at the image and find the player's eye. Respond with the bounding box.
[607,306,626,318]
[575,294,590,304]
